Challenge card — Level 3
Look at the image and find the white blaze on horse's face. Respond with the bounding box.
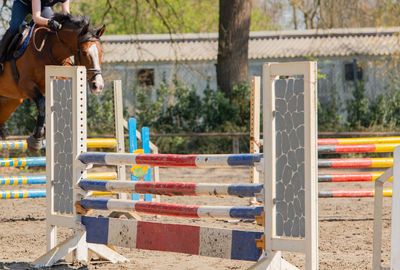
[88,43,104,94]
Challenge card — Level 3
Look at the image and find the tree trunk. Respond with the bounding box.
[217,0,251,96]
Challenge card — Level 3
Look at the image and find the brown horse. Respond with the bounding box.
[0,13,105,152]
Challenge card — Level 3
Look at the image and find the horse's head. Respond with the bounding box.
[76,24,106,94]
[52,14,106,94]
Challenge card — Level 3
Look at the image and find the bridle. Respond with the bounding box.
[75,32,102,82]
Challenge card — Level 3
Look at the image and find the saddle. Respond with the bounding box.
[6,23,34,61]
[1,23,34,84]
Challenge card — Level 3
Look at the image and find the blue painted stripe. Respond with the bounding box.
[24,157,46,166]
[14,140,24,149]
[231,230,263,261]
[129,118,139,201]
[79,179,108,191]
[227,184,263,197]
[24,175,46,184]
[78,153,107,164]
[82,216,110,245]
[229,206,263,219]
[128,118,138,152]
[227,154,263,167]
[142,126,152,202]
[80,198,109,210]
[25,189,46,198]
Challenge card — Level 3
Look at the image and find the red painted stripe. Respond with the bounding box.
[134,201,200,218]
[332,190,374,197]
[330,172,374,182]
[134,182,197,196]
[329,158,373,168]
[135,154,197,167]
[136,221,200,254]
[318,138,339,145]
[333,144,376,153]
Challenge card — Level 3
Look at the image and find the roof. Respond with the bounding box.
[101,27,400,63]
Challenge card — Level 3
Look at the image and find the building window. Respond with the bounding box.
[137,69,154,86]
[345,63,363,81]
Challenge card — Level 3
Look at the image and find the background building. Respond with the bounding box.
[102,28,400,115]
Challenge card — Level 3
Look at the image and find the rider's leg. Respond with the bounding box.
[0,0,30,74]
[0,31,14,75]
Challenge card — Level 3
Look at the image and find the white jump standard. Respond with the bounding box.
[34,63,318,269]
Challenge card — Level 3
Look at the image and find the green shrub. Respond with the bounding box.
[133,79,251,153]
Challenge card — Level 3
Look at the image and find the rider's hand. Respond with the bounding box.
[47,19,61,32]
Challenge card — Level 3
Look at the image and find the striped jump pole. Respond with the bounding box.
[319,189,392,198]
[318,143,399,153]
[0,138,116,150]
[0,189,114,199]
[81,179,395,198]
[0,140,44,150]
[11,187,393,200]
[318,172,389,182]
[0,157,46,167]
[80,198,263,219]
[0,189,46,199]
[0,175,46,185]
[81,154,393,169]
[78,152,263,168]
[0,172,118,186]
[318,136,400,145]
[318,158,393,168]
[10,172,392,188]
[82,216,262,262]
[79,179,263,197]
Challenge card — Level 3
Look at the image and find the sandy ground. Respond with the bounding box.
[0,166,393,270]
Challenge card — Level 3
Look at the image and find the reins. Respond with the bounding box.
[32,27,50,52]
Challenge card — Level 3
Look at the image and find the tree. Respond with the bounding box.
[71,0,220,34]
[289,0,320,29]
[217,0,252,96]
[282,0,400,30]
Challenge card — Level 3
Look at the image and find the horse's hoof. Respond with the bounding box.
[27,135,43,154]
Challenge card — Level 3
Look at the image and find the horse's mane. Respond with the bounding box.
[52,13,96,35]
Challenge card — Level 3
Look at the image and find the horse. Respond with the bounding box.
[0,13,105,152]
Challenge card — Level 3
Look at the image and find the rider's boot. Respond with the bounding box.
[0,30,14,75]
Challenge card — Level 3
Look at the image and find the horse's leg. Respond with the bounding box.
[0,96,23,139]
[26,89,45,153]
